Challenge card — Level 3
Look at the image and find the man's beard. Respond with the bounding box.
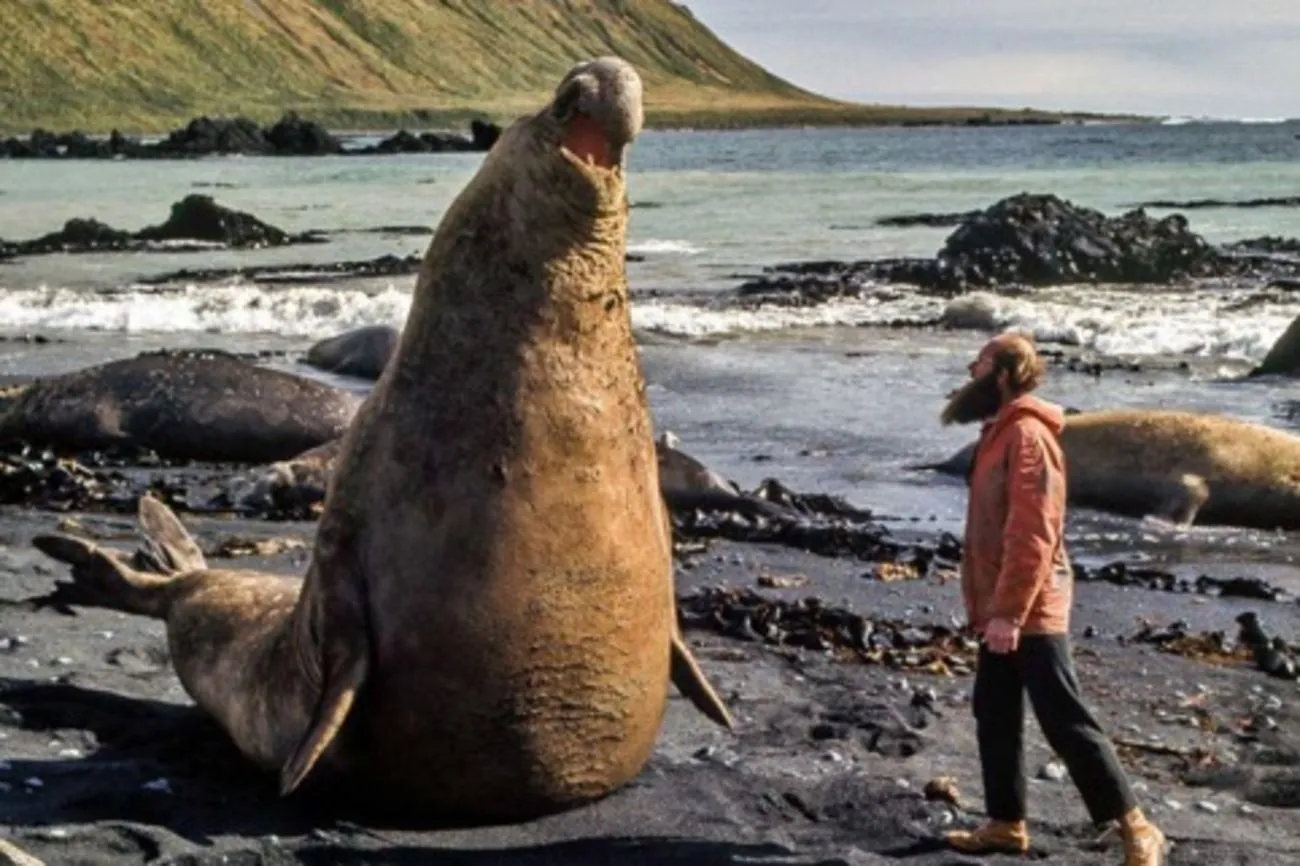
[941,372,1003,426]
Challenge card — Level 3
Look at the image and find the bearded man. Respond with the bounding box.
[940,332,1168,866]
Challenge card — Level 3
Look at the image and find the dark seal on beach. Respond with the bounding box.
[0,350,361,463]
[33,56,732,827]
[303,325,399,380]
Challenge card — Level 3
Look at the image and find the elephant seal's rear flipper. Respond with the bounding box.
[32,534,174,617]
[138,493,208,573]
[32,493,201,617]
[670,630,735,729]
[1155,473,1210,527]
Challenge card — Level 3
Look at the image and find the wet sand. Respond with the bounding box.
[1,492,1298,865]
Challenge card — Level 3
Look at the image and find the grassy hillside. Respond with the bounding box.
[0,0,1137,133]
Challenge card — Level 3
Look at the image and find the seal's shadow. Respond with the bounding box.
[0,679,317,841]
[0,683,864,865]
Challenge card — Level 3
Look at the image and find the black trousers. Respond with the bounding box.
[972,635,1138,824]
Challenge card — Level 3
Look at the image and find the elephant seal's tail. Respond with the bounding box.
[905,440,978,478]
[30,493,206,618]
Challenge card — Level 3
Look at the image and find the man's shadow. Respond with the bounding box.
[0,680,861,866]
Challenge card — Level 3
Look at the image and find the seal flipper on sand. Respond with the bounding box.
[30,494,198,617]
[1156,473,1210,527]
[279,639,368,796]
[670,628,735,729]
[279,518,372,796]
[137,494,208,573]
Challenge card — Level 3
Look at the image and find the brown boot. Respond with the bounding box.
[1119,807,1169,866]
[945,819,1030,854]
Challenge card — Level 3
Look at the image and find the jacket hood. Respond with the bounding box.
[985,394,1065,441]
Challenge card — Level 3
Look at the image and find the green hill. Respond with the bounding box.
[0,0,1137,133]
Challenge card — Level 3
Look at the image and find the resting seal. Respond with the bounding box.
[229,429,789,521]
[914,408,1300,529]
[34,57,732,824]
[303,325,399,380]
[0,349,360,463]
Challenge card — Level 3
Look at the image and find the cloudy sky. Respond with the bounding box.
[682,0,1300,119]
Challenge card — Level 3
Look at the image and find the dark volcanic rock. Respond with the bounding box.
[135,194,316,248]
[141,253,424,286]
[0,128,145,159]
[0,113,497,160]
[734,193,1256,304]
[16,218,134,255]
[140,248,643,286]
[6,196,324,258]
[262,111,342,155]
[1225,236,1300,257]
[353,125,499,155]
[151,116,271,156]
[874,210,979,228]
[1136,195,1300,210]
[921,192,1230,291]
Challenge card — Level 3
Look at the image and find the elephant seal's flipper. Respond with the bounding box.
[138,493,208,572]
[279,642,368,796]
[279,519,373,796]
[32,536,173,618]
[1155,473,1210,527]
[32,493,201,616]
[670,629,735,729]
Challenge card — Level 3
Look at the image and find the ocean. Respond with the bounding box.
[3,119,1300,589]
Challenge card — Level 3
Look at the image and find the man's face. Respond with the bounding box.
[940,347,1004,426]
[968,348,996,380]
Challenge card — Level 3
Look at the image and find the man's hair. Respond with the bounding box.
[987,332,1044,395]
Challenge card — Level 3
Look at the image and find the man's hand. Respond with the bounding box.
[984,617,1021,654]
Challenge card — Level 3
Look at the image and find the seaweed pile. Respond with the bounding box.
[677,586,979,676]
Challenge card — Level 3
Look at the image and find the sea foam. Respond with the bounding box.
[0,279,1294,364]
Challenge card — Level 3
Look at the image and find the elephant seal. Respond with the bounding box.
[655,431,739,497]
[1251,313,1300,377]
[34,57,732,824]
[914,408,1300,529]
[230,429,790,521]
[304,325,399,380]
[0,349,361,463]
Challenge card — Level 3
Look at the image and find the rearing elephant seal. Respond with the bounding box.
[33,57,732,824]
[915,408,1300,530]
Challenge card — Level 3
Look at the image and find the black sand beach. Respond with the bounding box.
[1,471,1299,864]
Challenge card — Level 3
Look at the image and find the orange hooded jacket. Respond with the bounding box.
[960,394,1073,635]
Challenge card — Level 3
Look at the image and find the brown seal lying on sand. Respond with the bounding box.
[33,56,733,824]
[231,428,787,519]
[0,349,360,463]
[915,407,1300,529]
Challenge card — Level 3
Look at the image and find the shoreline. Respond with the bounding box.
[0,104,1155,144]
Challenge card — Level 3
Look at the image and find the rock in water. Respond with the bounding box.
[135,195,297,248]
[926,192,1226,290]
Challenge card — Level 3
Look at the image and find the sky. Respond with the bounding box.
[680,0,1300,119]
